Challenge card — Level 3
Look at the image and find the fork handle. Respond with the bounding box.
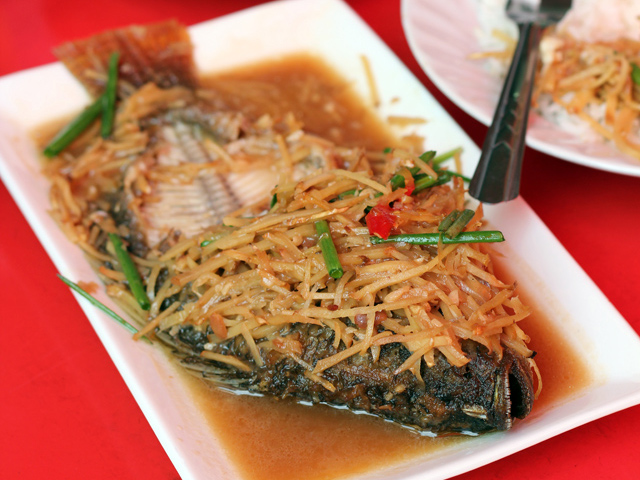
[469,22,543,204]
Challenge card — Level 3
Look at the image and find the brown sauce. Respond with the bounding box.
[183,377,463,480]
[178,56,594,480]
[491,252,594,413]
[201,54,399,152]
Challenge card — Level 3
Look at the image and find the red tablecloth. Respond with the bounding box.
[1,1,639,479]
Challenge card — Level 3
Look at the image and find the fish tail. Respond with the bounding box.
[54,20,198,98]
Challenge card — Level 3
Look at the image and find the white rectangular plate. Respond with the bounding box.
[1,1,640,479]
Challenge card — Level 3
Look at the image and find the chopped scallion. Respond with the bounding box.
[315,220,344,279]
[437,210,461,233]
[336,188,359,200]
[389,166,420,191]
[43,95,104,157]
[57,274,149,341]
[370,231,505,245]
[444,208,475,238]
[108,233,151,310]
[100,52,120,138]
[432,147,463,166]
[413,170,452,194]
[418,150,436,163]
[442,170,471,183]
[632,63,640,85]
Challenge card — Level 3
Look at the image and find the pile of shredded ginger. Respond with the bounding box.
[96,149,535,388]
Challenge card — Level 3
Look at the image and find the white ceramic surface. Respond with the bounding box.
[1,1,640,479]
[401,0,640,177]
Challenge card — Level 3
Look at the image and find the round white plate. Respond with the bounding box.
[401,0,640,177]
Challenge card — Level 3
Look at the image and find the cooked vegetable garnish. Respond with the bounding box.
[335,188,359,200]
[431,146,463,166]
[108,233,151,310]
[442,170,471,182]
[437,210,461,233]
[43,95,104,157]
[443,208,475,238]
[389,167,420,191]
[370,231,505,245]
[376,148,466,198]
[315,220,344,279]
[366,203,397,239]
[57,274,145,338]
[413,170,452,194]
[418,150,436,163]
[100,52,120,138]
[632,63,640,86]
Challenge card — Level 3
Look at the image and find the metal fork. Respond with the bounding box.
[469,0,572,204]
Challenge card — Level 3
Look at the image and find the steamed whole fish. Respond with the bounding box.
[45,21,539,436]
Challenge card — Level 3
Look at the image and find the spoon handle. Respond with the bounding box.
[469,22,543,204]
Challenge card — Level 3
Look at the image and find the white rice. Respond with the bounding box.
[556,0,640,42]
[533,94,604,143]
[472,0,519,78]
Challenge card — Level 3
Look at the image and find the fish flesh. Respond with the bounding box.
[47,21,539,437]
[49,21,346,254]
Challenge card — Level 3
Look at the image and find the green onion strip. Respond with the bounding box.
[437,210,461,233]
[43,96,104,157]
[101,52,120,138]
[370,231,505,245]
[44,51,120,157]
[632,63,640,86]
[57,274,148,340]
[108,233,151,310]
[443,209,475,238]
[431,146,463,166]
[315,220,344,279]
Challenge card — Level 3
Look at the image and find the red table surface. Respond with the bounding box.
[1,1,639,479]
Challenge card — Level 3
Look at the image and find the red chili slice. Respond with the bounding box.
[366,203,397,240]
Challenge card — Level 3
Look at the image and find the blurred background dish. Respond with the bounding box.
[401,0,640,177]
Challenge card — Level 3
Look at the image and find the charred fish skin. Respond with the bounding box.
[172,324,535,436]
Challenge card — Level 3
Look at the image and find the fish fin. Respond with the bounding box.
[55,20,198,98]
[180,357,254,390]
[506,351,535,419]
[156,331,254,389]
[492,348,535,429]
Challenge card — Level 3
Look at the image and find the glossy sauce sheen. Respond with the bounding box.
[172,56,595,480]
[201,54,398,151]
